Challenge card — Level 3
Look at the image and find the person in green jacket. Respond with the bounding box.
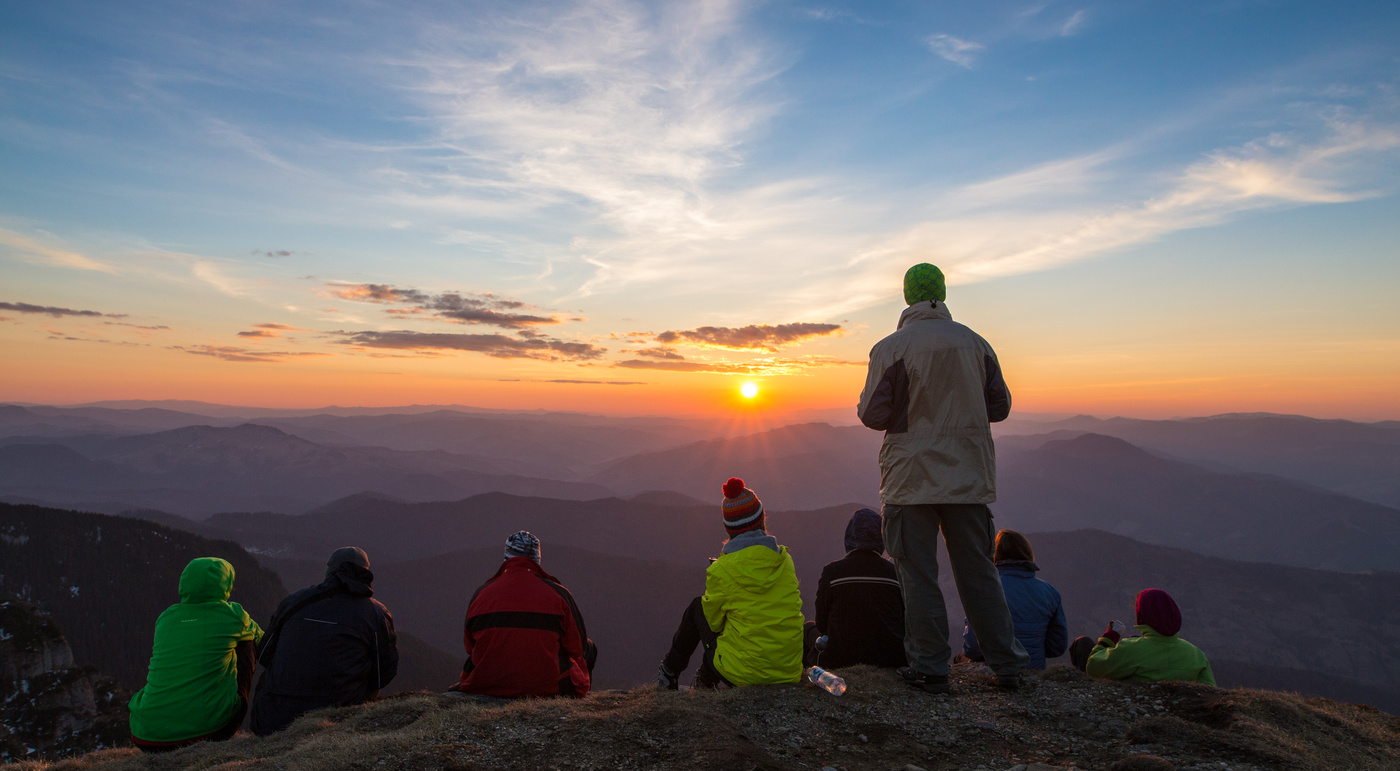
[655,478,805,689]
[1071,588,1215,686]
[129,557,264,751]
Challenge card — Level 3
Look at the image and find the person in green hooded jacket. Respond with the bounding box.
[1071,588,1215,686]
[129,557,264,751]
[655,478,805,689]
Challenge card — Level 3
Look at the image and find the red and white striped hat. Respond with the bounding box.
[721,477,765,537]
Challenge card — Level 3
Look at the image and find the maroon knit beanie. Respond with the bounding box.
[1135,588,1183,637]
[721,477,765,537]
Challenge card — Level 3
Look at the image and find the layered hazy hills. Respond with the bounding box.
[587,422,1400,573]
[997,411,1400,509]
[0,421,613,516]
[0,503,456,697]
[993,433,1400,572]
[587,422,882,509]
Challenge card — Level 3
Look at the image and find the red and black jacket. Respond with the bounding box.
[452,557,591,698]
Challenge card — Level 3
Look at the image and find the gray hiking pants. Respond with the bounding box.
[882,503,1028,677]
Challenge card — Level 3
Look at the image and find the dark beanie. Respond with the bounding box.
[721,478,765,537]
[326,547,370,579]
[1135,588,1183,637]
[993,530,1035,564]
[844,508,884,552]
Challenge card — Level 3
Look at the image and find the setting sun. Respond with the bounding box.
[740,382,760,399]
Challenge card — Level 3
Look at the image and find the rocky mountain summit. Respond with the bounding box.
[11,664,1399,771]
[0,600,126,762]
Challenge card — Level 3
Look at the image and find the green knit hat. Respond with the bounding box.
[903,263,946,305]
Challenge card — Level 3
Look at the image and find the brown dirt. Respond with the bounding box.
[11,664,1400,771]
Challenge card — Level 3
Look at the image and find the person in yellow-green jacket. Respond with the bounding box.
[656,478,805,689]
[128,557,264,752]
[1071,588,1215,686]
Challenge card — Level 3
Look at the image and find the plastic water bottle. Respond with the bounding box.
[806,666,847,696]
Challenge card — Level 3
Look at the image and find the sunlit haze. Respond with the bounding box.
[2,2,1397,420]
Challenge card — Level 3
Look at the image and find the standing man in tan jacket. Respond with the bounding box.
[858,263,1028,694]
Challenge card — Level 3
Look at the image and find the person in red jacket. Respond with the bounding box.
[450,532,597,698]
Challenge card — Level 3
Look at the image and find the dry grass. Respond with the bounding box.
[11,665,1400,771]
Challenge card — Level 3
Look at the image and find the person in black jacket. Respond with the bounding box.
[805,508,906,669]
[250,547,398,736]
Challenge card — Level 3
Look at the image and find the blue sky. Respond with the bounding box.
[1,0,1398,417]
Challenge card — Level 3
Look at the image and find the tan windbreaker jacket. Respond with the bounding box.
[856,301,1011,505]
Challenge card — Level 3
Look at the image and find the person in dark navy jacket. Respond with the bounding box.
[806,508,906,669]
[250,547,398,736]
[961,530,1068,670]
[451,532,596,698]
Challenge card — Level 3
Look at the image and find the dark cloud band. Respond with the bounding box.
[655,322,842,352]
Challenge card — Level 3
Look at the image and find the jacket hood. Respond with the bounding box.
[178,557,235,603]
[719,542,793,590]
[996,560,1040,575]
[897,300,952,330]
[1136,624,1179,640]
[722,530,779,555]
[327,562,375,597]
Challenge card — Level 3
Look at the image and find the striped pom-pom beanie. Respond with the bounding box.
[721,477,765,537]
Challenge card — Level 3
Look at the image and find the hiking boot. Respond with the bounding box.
[897,666,950,694]
[996,674,1021,691]
[655,663,679,691]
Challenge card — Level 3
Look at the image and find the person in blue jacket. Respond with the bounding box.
[961,530,1067,670]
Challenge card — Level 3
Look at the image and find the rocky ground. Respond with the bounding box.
[10,663,1400,771]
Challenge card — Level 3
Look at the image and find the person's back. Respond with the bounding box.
[858,264,1027,694]
[251,547,398,736]
[453,532,594,698]
[1082,588,1215,686]
[962,531,1067,670]
[860,296,1007,507]
[704,528,805,685]
[812,508,904,669]
[128,557,263,751]
[657,478,804,689]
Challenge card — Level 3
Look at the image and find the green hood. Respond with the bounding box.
[179,557,235,603]
[722,542,791,591]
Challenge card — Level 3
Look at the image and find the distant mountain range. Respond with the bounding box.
[996,412,1400,509]
[0,421,613,515]
[993,433,1400,572]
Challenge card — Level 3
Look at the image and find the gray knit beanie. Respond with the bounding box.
[504,531,542,564]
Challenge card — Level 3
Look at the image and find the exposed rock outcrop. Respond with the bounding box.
[0,599,127,762]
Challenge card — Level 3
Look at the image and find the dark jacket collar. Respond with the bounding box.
[995,560,1039,576]
[323,562,375,597]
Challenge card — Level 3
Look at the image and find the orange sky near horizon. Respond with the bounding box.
[4,327,1398,422]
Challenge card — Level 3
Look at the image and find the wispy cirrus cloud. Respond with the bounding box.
[655,322,843,352]
[926,34,984,68]
[0,229,118,274]
[326,283,559,329]
[877,118,1400,287]
[335,329,606,361]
